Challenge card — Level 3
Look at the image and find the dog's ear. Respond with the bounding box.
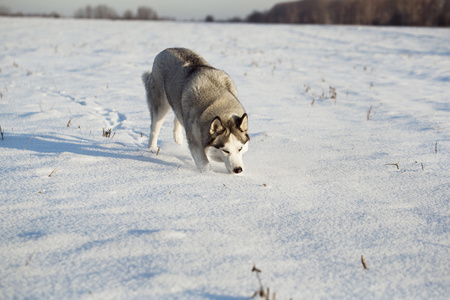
[210,117,224,136]
[237,113,248,132]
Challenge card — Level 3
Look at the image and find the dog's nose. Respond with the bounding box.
[233,167,243,174]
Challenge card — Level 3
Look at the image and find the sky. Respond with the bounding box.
[0,0,283,20]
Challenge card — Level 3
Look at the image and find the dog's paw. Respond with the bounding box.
[197,163,212,173]
[148,146,159,154]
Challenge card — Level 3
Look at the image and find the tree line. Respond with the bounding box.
[0,5,61,18]
[0,4,160,20]
[1,1,449,26]
[245,0,450,26]
[73,5,158,20]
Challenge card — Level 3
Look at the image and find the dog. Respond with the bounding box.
[142,48,249,174]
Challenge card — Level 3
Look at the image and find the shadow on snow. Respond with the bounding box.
[0,133,178,168]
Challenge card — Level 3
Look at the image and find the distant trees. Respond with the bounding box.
[74,5,158,20]
[0,5,60,18]
[93,5,118,19]
[246,11,266,23]
[1,1,448,26]
[0,5,11,16]
[246,0,450,26]
[74,5,114,19]
[136,6,158,20]
[123,10,134,20]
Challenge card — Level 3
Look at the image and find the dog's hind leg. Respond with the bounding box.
[145,73,170,150]
[173,117,184,145]
[149,106,169,150]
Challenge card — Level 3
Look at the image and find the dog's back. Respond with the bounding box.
[149,48,214,119]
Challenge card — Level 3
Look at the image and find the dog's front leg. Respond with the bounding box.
[188,143,211,172]
[188,135,211,172]
[184,122,210,172]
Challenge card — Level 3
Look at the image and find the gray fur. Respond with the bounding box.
[142,48,249,173]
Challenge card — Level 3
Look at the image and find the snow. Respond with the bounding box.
[1,17,449,299]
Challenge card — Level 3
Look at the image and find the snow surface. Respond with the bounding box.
[1,17,449,299]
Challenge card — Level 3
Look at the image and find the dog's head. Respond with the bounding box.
[207,113,249,174]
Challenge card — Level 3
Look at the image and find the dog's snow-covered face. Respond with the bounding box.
[207,113,249,174]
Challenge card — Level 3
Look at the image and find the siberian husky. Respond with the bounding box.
[142,48,249,174]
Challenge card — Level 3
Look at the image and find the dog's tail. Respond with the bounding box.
[141,71,152,87]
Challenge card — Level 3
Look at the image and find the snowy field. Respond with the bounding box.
[1,17,449,299]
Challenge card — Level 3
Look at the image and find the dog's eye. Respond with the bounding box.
[238,147,243,152]
[222,149,230,154]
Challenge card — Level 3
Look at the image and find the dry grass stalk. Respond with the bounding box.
[384,161,399,170]
[24,134,35,150]
[435,142,438,154]
[0,125,4,140]
[361,255,368,270]
[367,105,373,120]
[304,84,310,93]
[25,252,35,266]
[252,265,264,298]
[48,168,57,177]
[251,265,278,300]
[67,119,72,127]
[103,128,114,138]
[329,86,337,103]
[156,147,161,156]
